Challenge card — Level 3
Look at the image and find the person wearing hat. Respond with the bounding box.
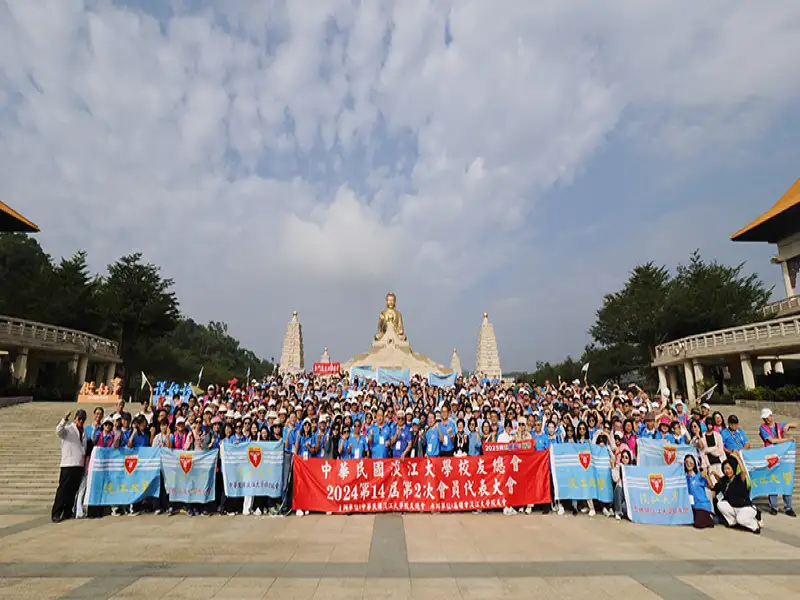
[758,408,797,517]
[638,412,657,439]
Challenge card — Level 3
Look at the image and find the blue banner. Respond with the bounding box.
[550,443,613,502]
[622,464,693,525]
[376,368,410,386]
[86,447,161,506]
[740,441,796,499]
[637,438,698,468]
[161,449,218,503]
[152,381,195,405]
[350,366,377,382]
[220,441,283,498]
[428,372,457,387]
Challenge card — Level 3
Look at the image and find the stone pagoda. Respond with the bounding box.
[278,311,305,375]
[475,312,502,379]
[319,347,331,363]
[450,349,462,375]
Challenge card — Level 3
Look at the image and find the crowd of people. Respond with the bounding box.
[52,374,797,534]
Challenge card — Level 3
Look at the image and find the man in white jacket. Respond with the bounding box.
[52,409,88,523]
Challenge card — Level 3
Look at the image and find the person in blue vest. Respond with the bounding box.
[395,412,413,458]
[85,406,104,443]
[532,419,550,451]
[758,408,797,517]
[438,405,456,457]
[351,420,366,460]
[367,408,392,459]
[313,417,332,459]
[295,419,315,460]
[338,425,354,459]
[424,413,440,457]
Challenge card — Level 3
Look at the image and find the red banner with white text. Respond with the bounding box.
[292,451,551,513]
[313,362,341,375]
[483,441,535,454]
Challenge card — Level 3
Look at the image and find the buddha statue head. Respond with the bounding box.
[386,292,397,309]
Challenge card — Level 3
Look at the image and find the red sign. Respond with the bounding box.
[179,454,193,475]
[124,456,138,475]
[483,441,535,454]
[649,473,664,495]
[578,451,591,470]
[663,445,677,465]
[248,446,262,469]
[313,362,341,376]
[292,451,551,514]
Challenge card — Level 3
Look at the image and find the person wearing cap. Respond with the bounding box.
[113,412,133,449]
[758,408,797,517]
[94,417,115,449]
[720,415,750,455]
[312,417,333,459]
[638,412,657,439]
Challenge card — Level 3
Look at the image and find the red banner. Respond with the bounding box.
[483,440,535,454]
[313,362,341,375]
[292,451,551,513]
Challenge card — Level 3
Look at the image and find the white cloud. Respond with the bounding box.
[1,0,799,368]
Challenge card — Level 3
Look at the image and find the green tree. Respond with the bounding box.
[49,251,103,333]
[0,233,54,322]
[99,253,181,391]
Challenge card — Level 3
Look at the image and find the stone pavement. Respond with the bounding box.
[1,511,800,599]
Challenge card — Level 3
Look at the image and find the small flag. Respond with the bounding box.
[141,371,151,390]
[246,366,251,381]
[581,363,590,374]
[699,384,718,402]
[197,366,204,387]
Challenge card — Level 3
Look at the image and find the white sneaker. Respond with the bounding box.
[111,508,119,516]
[615,513,622,521]
[580,507,589,514]
[524,506,532,515]
[588,509,596,517]
[502,507,517,516]
[296,509,304,517]
[602,507,612,517]
[557,505,565,516]
[254,508,262,516]
[326,512,332,515]
[154,509,162,516]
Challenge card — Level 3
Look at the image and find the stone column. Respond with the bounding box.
[740,354,756,390]
[95,363,106,386]
[692,360,705,390]
[13,347,29,383]
[106,362,116,387]
[657,366,668,393]
[68,354,79,374]
[682,360,696,403]
[25,356,39,386]
[781,260,795,297]
[667,367,679,397]
[76,354,89,385]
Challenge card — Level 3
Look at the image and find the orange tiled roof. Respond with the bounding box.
[731,178,800,241]
[0,199,39,232]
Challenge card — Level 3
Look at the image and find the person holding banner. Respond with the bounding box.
[683,455,714,529]
[758,408,797,517]
[610,448,632,520]
[52,410,89,523]
[712,454,760,534]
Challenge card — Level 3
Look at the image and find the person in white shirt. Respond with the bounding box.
[52,409,88,523]
[497,420,515,443]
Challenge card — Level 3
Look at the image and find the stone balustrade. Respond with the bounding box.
[0,315,120,360]
[653,314,800,367]
[760,294,800,319]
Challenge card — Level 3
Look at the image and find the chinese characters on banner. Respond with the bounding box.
[86,447,161,506]
[621,464,693,526]
[740,441,796,499]
[292,452,551,513]
[313,362,341,376]
[220,441,284,498]
[550,443,614,503]
[483,441,535,454]
[160,449,218,503]
[637,438,698,468]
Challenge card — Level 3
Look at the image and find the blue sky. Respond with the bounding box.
[1,0,799,372]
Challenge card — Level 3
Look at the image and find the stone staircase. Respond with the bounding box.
[0,401,114,513]
[734,405,800,506]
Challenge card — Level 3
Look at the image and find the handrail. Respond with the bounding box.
[653,314,800,365]
[761,295,800,318]
[0,315,120,359]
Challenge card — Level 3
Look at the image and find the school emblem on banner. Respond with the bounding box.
[765,454,780,469]
[648,473,664,495]
[740,442,796,500]
[179,454,193,475]
[578,451,591,469]
[124,455,138,475]
[248,446,262,469]
[663,445,677,465]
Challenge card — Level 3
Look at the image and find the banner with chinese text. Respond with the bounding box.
[740,441,796,499]
[86,447,161,506]
[313,362,341,376]
[161,449,218,503]
[637,438,698,468]
[220,441,283,498]
[292,451,551,513]
[550,443,613,502]
[622,464,693,525]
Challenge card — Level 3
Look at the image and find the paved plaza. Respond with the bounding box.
[0,510,799,599]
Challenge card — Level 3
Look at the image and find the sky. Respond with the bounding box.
[1,0,800,372]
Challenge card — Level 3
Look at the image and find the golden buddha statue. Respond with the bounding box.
[375,292,406,341]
